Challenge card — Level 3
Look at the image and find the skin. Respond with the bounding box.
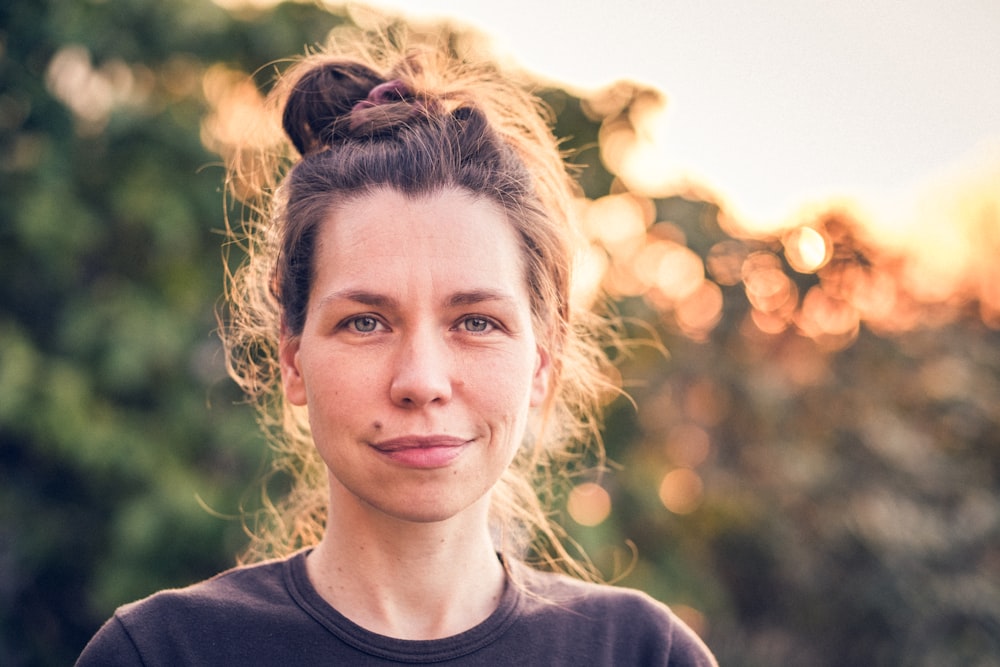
[279,186,551,639]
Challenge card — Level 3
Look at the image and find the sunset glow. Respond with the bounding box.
[342,0,1000,340]
[197,1,999,345]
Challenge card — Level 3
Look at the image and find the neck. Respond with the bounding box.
[305,482,506,640]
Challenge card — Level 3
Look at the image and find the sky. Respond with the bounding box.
[355,0,1000,235]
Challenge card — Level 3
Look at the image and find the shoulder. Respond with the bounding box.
[515,563,675,623]
[118,555,290,622]
[510,564,718,666]
[77,555,303,666]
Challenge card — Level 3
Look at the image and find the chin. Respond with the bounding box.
[371,490,489,525]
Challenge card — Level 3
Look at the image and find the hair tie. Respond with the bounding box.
[351,79,412,113]
[346,79,430,135]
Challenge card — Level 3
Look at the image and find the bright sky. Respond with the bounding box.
[358,0,1000,234]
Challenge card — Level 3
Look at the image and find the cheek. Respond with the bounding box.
[300,354,369,420]
[470,352,538,419]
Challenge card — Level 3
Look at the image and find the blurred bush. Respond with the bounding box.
[1,1,998,665]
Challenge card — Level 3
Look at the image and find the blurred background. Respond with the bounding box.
[2,1,998,665]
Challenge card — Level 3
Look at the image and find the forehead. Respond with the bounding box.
[313,187,529,298]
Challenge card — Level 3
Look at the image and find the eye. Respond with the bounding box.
[461,316,494,333]
[345,315,382,333]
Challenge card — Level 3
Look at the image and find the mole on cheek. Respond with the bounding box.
[373,421,383,430]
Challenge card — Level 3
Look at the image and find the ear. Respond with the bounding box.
[529,344,552,408]
[279,329,308,407]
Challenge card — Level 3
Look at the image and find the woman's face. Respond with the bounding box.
[280,187,550,525]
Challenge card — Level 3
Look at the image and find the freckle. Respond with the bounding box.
[373,421,383,430]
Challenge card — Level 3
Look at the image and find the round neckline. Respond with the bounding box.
[282,550,523,662]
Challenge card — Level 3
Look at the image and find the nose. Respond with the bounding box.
[389,328,453,408]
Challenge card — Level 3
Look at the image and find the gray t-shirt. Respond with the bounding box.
[77,550,717,665]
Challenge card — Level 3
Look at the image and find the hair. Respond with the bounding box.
[221,26,617,578]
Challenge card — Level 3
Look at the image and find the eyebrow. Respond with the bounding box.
[446,289,518,308]
[318,290,396,309]
[317,288,518,310]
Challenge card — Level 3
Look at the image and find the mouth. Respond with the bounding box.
[370,435,471,469]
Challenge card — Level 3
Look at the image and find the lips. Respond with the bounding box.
[370,435,471,469]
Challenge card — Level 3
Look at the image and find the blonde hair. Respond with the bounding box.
[221,25,617,578]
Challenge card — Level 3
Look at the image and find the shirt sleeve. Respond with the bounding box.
[75,615,145,667]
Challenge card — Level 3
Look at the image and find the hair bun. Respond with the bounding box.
[281,60,384,156]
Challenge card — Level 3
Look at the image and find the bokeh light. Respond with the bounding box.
[581,194,650,251]
[567,482,612,527]
[674,280,724,340]
[783,225,831,273]
[664,423,712,468]
[45,45,151,134]
[705,240,748,286]
[582,72,1000,345]
[200,64,279,203]
[654,242,705,303]
[658,468,704,515]
[743,252,797,315]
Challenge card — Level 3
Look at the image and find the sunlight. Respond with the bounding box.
[889,151,1000,313]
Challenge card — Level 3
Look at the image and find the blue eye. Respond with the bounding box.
[349,316,379,333]
[463,317,491,333]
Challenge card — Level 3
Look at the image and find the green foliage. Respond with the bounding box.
[0,1,346,663]
[2,2,998,666]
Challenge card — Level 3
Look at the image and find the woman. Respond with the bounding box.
[78,28,717,666]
